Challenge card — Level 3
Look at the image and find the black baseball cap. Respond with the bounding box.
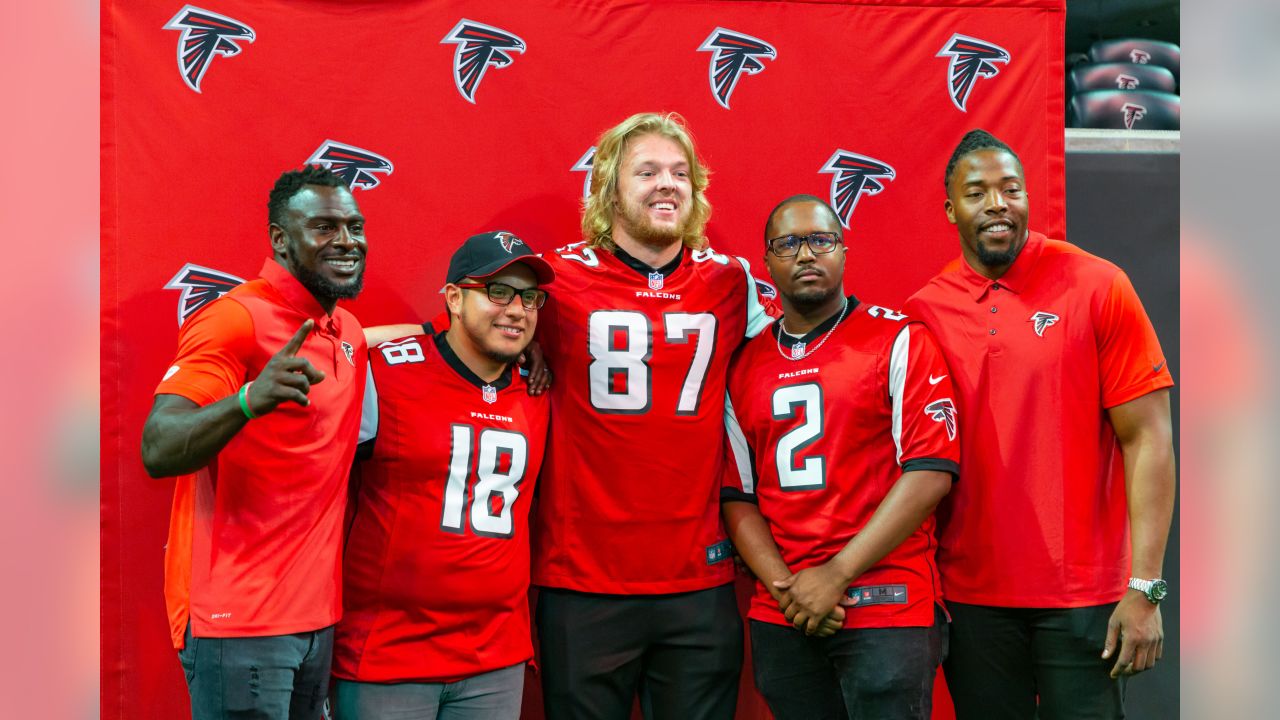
[445,231,555,285]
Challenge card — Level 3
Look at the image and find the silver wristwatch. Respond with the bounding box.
[1128,577,1169,605]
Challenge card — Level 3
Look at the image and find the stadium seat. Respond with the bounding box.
[1068,90,1180,130]
[1087,38,1179,79]
[1069,62,1176,95]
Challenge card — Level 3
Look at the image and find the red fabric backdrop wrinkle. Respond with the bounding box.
[101,1,1064,718]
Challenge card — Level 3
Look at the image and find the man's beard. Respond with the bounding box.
[292,261,364,304]
[975,234,1026,269]
[617,198,687,247]
[787,282,842,312]
[484,346,522,366]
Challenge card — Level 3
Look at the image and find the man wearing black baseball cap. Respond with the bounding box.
[332,230,555,719]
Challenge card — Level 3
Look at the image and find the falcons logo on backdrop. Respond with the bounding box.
[496,231,523,253]
[165,263,244,325]
[1130,48,1151,64]
[1029,311,1059,337]
[754,278,778,300]
[1122,103,1147,130]
[1115,74,1139,90]
[441,19,526,103]
[924,399,958,441]
[305,140,394,191]
[936,33,1010,112]
[572,147,596,199]
[697,28,777,109]
[819,150,896,229]
[163,5,255,93]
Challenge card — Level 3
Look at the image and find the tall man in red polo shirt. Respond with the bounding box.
[141,166,369,720]
[722,195,957,720]
[905,130,1176,719]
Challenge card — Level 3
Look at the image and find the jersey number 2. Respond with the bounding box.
[773,383,825,490]
[442,427,528,538]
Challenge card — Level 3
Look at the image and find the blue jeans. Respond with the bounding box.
[332,663,525,720]
[749,605,948,720]
[177,622,333,720]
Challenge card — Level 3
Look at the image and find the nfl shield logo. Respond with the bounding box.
[341,341,355,366]
[648,271,664,290]
[482,384,498,404]
[790,342,806,359]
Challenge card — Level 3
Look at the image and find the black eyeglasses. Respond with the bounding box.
[455,281,547,309]
[767,232,842,257]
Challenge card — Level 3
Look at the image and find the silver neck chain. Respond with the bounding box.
[775,299,849,362]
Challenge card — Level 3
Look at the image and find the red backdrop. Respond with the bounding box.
[102,1,1065,717]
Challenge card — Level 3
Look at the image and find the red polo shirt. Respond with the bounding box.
[905,232,1172,607]
[155,259,367,647]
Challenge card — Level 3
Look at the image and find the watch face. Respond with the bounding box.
[1150,579,1169,601]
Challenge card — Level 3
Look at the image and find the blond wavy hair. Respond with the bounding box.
[581,112,712,251]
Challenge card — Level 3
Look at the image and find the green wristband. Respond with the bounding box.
[238,382,258,420]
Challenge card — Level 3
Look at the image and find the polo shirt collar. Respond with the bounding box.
[259,259,333,322]
[960,231,1046,302]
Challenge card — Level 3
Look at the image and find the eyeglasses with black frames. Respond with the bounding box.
[455,282,547,309]
[767,232,842,257]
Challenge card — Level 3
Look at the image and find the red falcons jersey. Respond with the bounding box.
[723,298,959,629]
[532,243,776,594]
[333,331,550,683]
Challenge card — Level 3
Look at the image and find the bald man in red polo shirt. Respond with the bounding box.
[141,166,368,720]
[904,130,1175,719]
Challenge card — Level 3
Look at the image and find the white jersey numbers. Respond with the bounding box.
[587,310,718,415]
[866,305,907,321]
[772,382,826,490]
[442,426,528,538]
[380,339,425,365]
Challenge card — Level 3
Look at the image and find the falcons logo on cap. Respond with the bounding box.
[441,19,526,103]
[936,33,1010,112]
[820,150,896,229]
[924,399,958,441]
[496,231,524,253]
[697,28,777,109]
[164,263,245,326]
[1122,103,1147,130]
[572,147,596,199]
[305,140,394,191]
[163,5,255,93]
[1030,311,1059,337]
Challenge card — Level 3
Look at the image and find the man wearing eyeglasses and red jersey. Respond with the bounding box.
[722,195,957,720]
[332,231,554,719]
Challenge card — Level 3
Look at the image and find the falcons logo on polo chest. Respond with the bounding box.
[936,33,1010,112]
[441,19,526,103]
[697,28,776,109]
[163,5,255,93]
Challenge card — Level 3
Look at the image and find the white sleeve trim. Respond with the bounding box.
[357,363,379,444]
[724,391,756,495]
[735,255,775,339]
[888,325,911,466]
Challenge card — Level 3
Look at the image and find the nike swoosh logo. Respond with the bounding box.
[929,374,947,385]
[1153,361,1166,373]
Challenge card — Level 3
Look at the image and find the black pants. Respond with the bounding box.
[536,584,743,720]
[177,622,333,720]
[944,603,1127,720]
[749,605,947,720]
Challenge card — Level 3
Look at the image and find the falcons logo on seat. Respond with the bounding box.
[441,19,526,103]
[572,147,596,199]
[1115,74,1140,90]
[305,141,394,191]
[163,5,255,93]
[697,28,777,109]
[1122,103,1147,130]
[1029,311,1060,337]
[924,399,958,441]
[165,263,245,326]
[819,150,896,229]
[936,33,1010,112]
[1130,48,1151,64]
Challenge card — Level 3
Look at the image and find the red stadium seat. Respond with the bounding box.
[1087,38,1179,79]
[1069,62,1176,95]
[1068,90,1180,130]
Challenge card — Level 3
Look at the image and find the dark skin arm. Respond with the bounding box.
[140,320,326,477]
[723,499,844,637]
[1101,389,1176,678]
[772,470,951,635]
